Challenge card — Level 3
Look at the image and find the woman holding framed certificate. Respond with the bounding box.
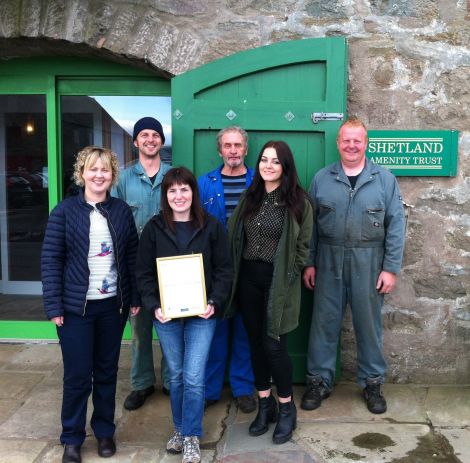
[136,166,231,463]
[227,141,313,445]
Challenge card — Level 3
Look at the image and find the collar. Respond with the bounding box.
[78,188,112,209]
[209,164,251,180]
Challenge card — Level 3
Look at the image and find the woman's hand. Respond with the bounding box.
[199,303,215,319]
[130,306,141,316]
[155,308,172,323]
[51,316,64,327]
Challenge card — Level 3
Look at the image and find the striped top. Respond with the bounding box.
[221,173,247,221]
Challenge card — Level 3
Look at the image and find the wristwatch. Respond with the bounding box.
[207,299,215,306]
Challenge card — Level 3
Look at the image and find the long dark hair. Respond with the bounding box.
[161,166,205,232]
[242,141,307,224]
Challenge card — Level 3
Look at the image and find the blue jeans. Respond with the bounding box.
[154,317,216,437]
[130,307,169,390]
[57,297,124,445]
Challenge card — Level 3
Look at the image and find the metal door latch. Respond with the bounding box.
[311,112,344,124]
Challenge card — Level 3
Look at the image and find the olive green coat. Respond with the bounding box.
[226,193,314,340]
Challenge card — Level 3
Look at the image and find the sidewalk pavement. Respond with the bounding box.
[0,342,468,463]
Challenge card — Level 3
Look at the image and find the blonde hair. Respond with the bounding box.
[337,117,368,140]
[73,146,120,187]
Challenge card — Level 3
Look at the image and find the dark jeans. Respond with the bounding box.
[57,297,125,445]
[238,259,293,398]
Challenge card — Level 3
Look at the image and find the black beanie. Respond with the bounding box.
[133,117,165,144]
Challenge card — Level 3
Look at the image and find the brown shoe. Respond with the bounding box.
[236,394,257,413]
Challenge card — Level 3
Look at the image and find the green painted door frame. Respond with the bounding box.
[172,37,348,381]
[0,57,170,340]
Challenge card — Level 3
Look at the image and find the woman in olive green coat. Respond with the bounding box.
[226,141,313,445]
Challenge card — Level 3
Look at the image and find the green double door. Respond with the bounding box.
[172,37,348,381]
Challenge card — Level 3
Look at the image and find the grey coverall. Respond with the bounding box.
[306,159,405,389]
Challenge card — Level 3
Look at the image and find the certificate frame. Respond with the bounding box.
[156,253,207,319]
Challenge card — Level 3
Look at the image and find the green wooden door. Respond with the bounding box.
[172,37,348,382]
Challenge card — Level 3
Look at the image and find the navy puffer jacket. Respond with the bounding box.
[41,189,139,320]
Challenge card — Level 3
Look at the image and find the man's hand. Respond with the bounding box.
[303,266,316,290]
[376,270,397,294]
[155,308,172,323]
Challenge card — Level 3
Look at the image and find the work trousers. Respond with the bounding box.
[204,313,254,400]
[130,307,169,391]
[307,246,387,389]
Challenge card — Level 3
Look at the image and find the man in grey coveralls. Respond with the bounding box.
[301,117,405,414]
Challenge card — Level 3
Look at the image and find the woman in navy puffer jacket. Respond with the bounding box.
[41,146,139,463]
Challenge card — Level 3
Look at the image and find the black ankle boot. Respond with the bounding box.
[272,400,297,444]
[249,395,278,436]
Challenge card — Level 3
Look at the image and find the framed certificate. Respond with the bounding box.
[156,253,207,319]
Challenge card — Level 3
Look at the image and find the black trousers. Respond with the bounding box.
[238,259,293,398]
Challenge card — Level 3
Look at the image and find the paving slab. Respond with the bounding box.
[0,343,26,367]
[297,422,431,463]
[294,383,428,424]
[38,439,216,463]
[0,399,21,426]
[3,343,62,372]
[37,440,162,462]
[219,449,317,462]
[0,343,468,463]
[117,401,173,448]
[219,420,299,455]
[202,389,232,445]
[0,370,45,400]
[0,386,62,439]
[0,438,49,463]
[439,428,470,463]
[425,386,470,427]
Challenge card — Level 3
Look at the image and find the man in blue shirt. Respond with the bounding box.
[112,117,171,410]
[198,126,256,413]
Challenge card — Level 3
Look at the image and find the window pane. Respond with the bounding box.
[0,95,48,318]
[61,96,171,196]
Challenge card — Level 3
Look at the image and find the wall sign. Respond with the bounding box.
[367,130,458,176]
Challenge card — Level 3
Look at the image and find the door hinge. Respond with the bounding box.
[311,112,344,124]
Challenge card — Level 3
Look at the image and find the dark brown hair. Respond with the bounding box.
[161,166,205,232]
[242,140,307,224]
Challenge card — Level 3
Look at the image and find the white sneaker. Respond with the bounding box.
[182,436,200,463]
[166,430,183,453]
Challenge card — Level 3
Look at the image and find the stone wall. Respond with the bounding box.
[0,0,469,383]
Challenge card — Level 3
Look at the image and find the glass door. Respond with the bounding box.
[0,95,48,311]
[59,95,172,196]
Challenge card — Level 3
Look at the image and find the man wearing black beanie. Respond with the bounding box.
[112,116,171,410]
